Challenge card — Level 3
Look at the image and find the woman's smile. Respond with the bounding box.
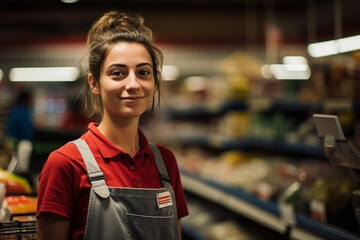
[119,96,146,104]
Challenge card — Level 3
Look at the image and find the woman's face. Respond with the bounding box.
[89,42,155,120]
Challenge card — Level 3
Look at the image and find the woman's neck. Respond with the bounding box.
[97,115,140,158]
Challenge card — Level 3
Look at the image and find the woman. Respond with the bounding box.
[36,11,189,240]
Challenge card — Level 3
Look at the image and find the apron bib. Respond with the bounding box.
[72,139,179,240]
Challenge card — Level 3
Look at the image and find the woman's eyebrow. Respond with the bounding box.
[107,63,152,69]
[108,64,126,69]
[136,62,153,68]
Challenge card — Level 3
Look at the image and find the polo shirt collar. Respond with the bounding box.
[87,122,154,159]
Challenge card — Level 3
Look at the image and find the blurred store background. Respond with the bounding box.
[1,0,360,239]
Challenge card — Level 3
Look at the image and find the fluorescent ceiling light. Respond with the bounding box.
[283,56,308,65]
[9,67,80,82]
[269,64,311,80]
[261,65,272,79]
[0,69,3,81]
[308,35,360,57]
[61,0,79,3]
[184,76,207,91]
[261,56,311,80]
[162,65,180,81]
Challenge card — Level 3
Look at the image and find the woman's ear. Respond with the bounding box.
[88,73,100,95]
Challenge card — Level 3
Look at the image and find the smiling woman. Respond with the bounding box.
[36,11,189,240]
[85,12,164,124]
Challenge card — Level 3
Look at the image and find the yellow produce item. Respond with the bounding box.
[4,196,37,214]
[0,169,32,194]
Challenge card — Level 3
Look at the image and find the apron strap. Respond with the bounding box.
[72,139,110,198]
[149,142,179,236]
[149,143,172,185]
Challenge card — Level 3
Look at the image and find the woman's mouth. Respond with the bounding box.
[119,96,145,103]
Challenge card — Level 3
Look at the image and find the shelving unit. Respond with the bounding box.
[180,171,360,240]
[172,134,325,158]
[167,98,360,118]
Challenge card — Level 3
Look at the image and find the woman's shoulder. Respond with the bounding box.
[151,143,180,173]
[46,136,91,168]
[152,143,176,159]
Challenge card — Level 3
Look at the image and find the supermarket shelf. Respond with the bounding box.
[174,134,325,158]
[181,171,287,234]
[180,170,360,240]
[167,101,248,118]
[167,99,360,119]
[293,214,360,240]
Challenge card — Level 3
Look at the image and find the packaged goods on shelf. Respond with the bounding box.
[221,111,251,139]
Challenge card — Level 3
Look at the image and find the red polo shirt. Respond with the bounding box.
[36,122,189,240]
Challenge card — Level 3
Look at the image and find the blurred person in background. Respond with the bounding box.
[36,11,189,240]
[60,97,89,134]
[5,90,34,150]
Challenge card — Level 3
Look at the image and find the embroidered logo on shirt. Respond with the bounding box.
[156,191,173,209]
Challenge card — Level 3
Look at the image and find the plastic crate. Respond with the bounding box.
[0,220,36,240]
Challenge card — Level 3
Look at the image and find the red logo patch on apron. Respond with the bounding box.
[156,191,173,209]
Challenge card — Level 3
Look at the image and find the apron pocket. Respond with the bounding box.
[126,213,175,240]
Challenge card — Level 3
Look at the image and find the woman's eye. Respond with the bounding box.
[138,70,151,76]
[111,71,123,76]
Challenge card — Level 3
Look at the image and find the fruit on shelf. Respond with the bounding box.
[3,196,37,214]
[0,169,32,195]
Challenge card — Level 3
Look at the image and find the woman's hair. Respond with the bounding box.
[84,11,163,122]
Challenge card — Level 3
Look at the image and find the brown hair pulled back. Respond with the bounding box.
[85,11,163,122]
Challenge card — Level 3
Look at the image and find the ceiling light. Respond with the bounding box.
[269,64,311,80]
[261,65,272,79]
[283,56,308,65]
[184,76,207,91]
[308,35,360,57]
[61,0,79,3]
[162,65,180,81]
[9,67,80,82]
[261,56,311,80]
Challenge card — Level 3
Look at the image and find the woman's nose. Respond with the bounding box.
[125,72,140,91]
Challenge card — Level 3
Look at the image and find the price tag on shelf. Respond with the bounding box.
[310,199,327,223]
[256,182,273,201]
[279,202,296,226]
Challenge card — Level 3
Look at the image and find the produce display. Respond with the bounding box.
[1,195,37,221]
[3,196,37,215]
[0,168,36,222]
[0,169,32,195]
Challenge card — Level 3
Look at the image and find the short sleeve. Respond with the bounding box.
[36,150,81,220]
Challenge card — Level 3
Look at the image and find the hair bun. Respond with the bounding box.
[87,11,152,45]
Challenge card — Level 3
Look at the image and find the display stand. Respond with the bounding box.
[313,114,360,230]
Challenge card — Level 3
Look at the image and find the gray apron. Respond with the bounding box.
[72,139,179,240]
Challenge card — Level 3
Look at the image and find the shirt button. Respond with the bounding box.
[130,165,136,171]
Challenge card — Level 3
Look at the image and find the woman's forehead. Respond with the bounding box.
[103,42,153,67]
